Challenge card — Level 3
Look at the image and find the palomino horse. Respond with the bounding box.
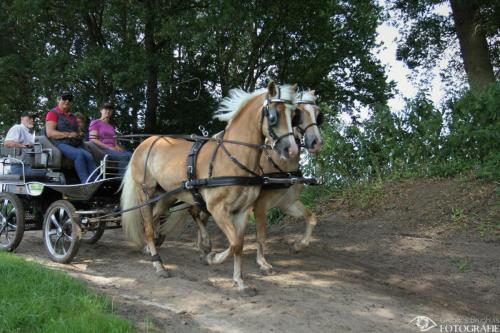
[175,90,324,274]
[121,81,298,295]
[254,90,323,274]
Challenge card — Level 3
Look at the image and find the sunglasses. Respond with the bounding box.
[62,96,73,102]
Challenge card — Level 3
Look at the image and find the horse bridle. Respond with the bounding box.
[294,91,323,136]
[261,86,296,148]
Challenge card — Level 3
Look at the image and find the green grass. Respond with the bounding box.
[0,252,135,333]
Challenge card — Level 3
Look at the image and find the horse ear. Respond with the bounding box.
[267,80,277,97]
[291,84,298,92]
[310,90,316,96]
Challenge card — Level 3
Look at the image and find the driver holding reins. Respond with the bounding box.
[45,91,96,183]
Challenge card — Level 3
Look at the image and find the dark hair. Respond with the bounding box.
[21,112,35,119]
[58,90,73,99]
[100,103,114,111]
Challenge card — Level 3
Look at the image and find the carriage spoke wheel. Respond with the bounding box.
[81,221,105,244]
[0,193,25,252]
[43,200,81,263]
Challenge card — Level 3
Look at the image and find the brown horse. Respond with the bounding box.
[121,81,298,295]
[173,90,324,274]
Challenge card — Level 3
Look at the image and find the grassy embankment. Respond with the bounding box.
[0,252,135,333]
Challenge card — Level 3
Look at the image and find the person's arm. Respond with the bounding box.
[89,130,112,150]
[46,121,79,140]
[4,126,29,148]
[3,140,27,148]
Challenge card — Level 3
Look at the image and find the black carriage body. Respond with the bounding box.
[0,136,123,256]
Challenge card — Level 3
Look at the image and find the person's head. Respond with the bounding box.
[100,103,114,122]
[57,91,73,111]
[75,112,86,129]
[20,112,35,129]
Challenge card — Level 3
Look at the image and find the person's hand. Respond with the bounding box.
[67,132,78,138]
[115,146,124,152]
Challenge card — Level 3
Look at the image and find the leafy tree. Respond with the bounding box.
[388,0,499,94]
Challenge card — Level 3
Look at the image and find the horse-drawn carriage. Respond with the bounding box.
[0,136,123,262]
[1,82,323,295]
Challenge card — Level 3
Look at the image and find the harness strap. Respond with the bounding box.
[184,176,264,188]
[186,139,209,212]
[208,132,224,178]
[220,143,261,177]
[264,149,285,173]
[142,136,169,197]
[117,134,270,150]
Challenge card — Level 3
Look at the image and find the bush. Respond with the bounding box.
[309,82,500,190]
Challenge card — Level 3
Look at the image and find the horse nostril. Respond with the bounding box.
[310,139,318,149]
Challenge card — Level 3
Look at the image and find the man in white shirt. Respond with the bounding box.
[4,112,35,148]
[2,112,44,177]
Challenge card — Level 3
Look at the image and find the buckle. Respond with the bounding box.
[184,181,193,190]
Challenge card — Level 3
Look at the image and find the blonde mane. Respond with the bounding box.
[213,85,296,122]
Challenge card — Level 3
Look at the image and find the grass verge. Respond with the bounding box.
[0,252,135,333]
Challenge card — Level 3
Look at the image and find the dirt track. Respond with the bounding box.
[15,198,500,333]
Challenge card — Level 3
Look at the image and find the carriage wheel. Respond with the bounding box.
[81,221,105,244]
[0,193,25,252]
[43,200,81,263]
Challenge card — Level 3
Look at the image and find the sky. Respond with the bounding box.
[375,1,452,112]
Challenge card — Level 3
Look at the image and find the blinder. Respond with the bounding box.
[316,112,324,126]
[292,108,303,127]
[264,107,279,127]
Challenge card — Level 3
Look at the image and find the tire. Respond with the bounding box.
[43,200,81,263]
[81,221,105,244]
[0,193,25,252]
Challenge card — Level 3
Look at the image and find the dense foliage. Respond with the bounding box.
[0,0,391,135]
[309,82,500,184]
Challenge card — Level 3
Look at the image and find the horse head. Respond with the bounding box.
[293,90,323,153]
[261,81,299,159]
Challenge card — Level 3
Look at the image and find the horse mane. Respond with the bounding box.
[213,85,296,122]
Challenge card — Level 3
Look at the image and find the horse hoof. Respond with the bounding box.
[205,252,217,265]
[259,267,275,276]
[156,269,171,278]
[289,242,305,254]
[239,286,258,297]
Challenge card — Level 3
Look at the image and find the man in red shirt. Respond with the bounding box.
[45,91,96,183]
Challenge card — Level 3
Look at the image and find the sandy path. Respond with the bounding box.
[15,211,499,333]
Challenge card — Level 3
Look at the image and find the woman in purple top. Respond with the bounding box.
[89,104,132,175]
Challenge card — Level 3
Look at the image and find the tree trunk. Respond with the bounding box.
[450,0,495,94]
[144,1,159,133]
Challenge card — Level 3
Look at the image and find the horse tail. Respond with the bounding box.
[158,203,191,238]
[120,166,146,248]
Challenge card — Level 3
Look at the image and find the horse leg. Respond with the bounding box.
[283,201,317,253]
[141,204,170,278]
[190,207,212,259]
[206,207,255,295]
[232,211,256,296]
[254,202,274,275]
